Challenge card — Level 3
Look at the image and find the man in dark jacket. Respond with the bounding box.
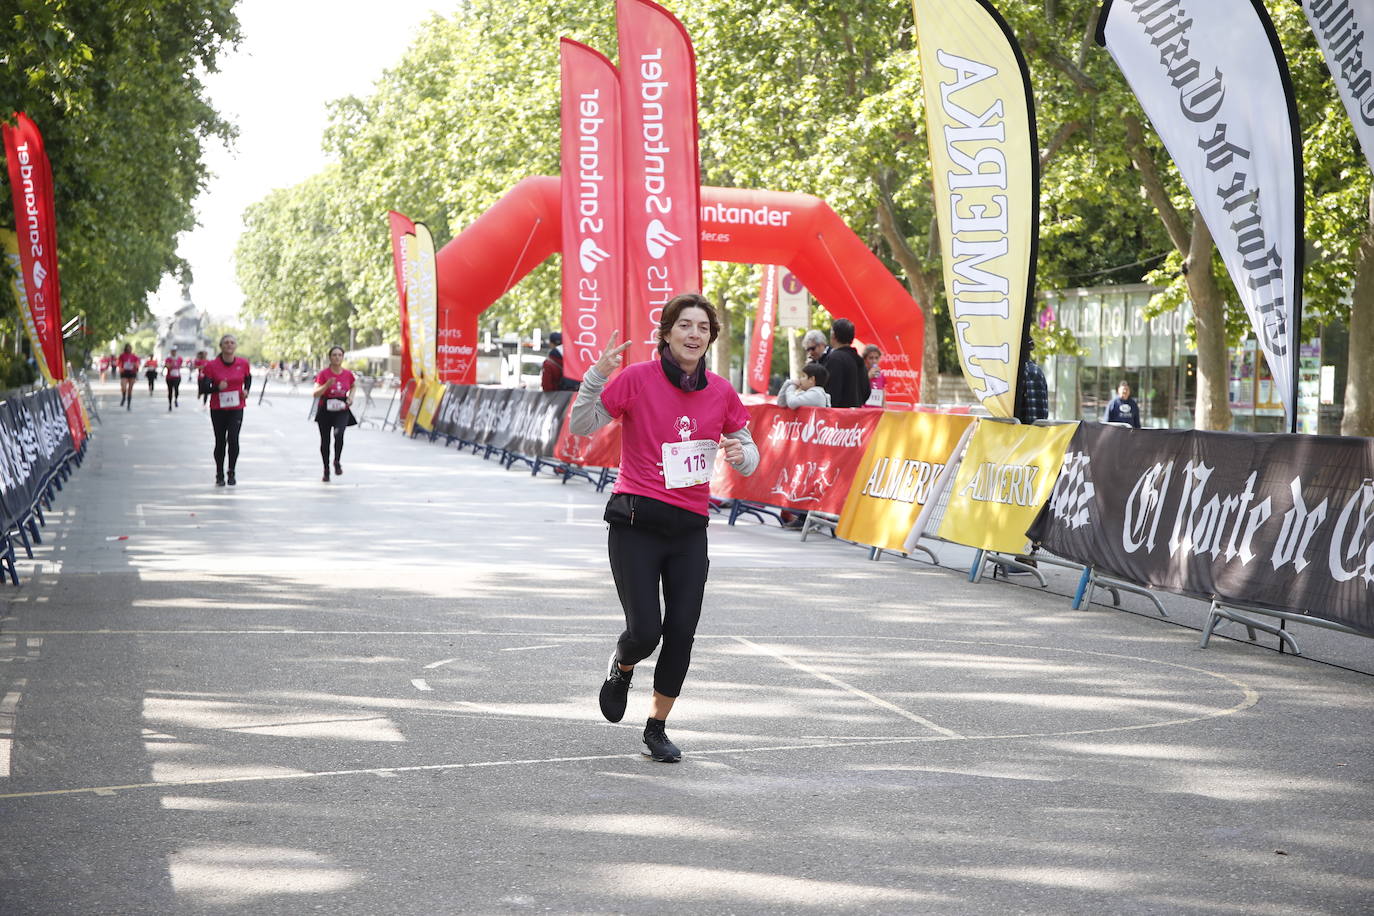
[540,332,581,392]
[820,318,871,408]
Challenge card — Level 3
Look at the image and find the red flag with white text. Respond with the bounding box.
[561,39,626,382]
[748,264,777,393]
[388,210,416,387]
[617,0,702,364]
[3,113,65,381]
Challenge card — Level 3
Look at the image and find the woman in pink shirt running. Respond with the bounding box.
[569,293,759,763]
[312,346,357,482]
[201,334,251,486]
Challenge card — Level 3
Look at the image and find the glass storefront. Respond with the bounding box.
[1038,285,1195,428]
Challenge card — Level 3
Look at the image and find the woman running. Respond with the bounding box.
[143,354,158,395]
[201,334,251,487]
[312,346,357,482]
[163,347,184,411]
[116,344,140,409]
[194,350,210,405]
[569,292,759,762]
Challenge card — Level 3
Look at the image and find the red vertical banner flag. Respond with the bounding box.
[616,0,702,365]
[2,113,65,381]
[387,210,416,387]
[748,264,778,394]
[560,39,626,382]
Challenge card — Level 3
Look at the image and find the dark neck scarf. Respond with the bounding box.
[659,348,707,393]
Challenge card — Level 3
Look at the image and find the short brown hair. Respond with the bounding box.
[656,293,720,351]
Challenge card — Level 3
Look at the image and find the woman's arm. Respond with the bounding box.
[568,332,631,436]
[720,426,760,477]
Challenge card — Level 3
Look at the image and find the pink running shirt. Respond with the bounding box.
[164,356,184,378]
[600,359,749,516]
[314,368,355,400]
[202,356,251,411]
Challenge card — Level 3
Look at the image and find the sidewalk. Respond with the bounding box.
[0,383,1370,914]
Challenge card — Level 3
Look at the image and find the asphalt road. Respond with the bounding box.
[0,379,1370,914]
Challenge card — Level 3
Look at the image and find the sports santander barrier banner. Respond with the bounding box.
[712,404,882,515]
[748,264,778,394]
[1302,1,1374,169]
[617,0,702,364]
[938,420,1078,553]
[555,399,624,468]
[1098,0,1304,429]
[1031,424,1374,637]
[2,113,65,382]
[560,39,625,383]
[912,0,1038,418]
[56,379,85,449]
[836,410,976,551]
[387,210,416,387]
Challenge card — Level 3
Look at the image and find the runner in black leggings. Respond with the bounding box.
[568,293,759,762]
[312,346,357,482]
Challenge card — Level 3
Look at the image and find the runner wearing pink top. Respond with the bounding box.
[116,344,140,410]
[163,348,185,411]
[568,292,759,762]
[202,334,251,486]
[312,346,357,482]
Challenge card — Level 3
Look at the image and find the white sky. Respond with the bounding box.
[150,0,452,320]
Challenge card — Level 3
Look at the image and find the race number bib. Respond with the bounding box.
[326,398,347,412]
[662,439,718,489]
[218,390,241,408]
[168,368,180,378]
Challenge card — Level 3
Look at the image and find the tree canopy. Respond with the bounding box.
[0,0,241,360]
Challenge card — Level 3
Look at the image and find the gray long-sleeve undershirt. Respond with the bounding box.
[568,365,760,477]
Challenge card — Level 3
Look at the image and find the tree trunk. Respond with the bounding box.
[1186,213,1232,431]
[873,180,940,403]
[1342,190,1374,436]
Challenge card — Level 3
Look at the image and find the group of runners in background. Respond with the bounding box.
[98,338,358,487]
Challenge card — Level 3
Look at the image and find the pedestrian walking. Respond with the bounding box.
[312,346,357,482]
[164,347,185,411]
[201,334,251,487]
[116,344,139,409]
[569,292,759,763]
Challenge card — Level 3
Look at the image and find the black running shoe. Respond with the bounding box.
[215,474,225,487]
[642,718,681,762]
[226,470,236,487]
[334,460,343,476]
[598,654,632,723]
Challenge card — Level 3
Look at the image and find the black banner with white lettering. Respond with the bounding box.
[431,386,571,457]
[0,388,74,533]
[1030,424,1374,635]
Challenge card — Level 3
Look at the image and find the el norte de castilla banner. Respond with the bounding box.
[913,0,1039,419]
[1098,0,1304,429]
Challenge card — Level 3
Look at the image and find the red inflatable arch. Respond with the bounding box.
[433,175,924,403]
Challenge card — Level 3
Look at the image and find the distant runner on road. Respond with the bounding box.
[569,292,759,763]
[116,344,139,410]
[202,334,251,487]
[312,346,357,482]
[164,347,185,411]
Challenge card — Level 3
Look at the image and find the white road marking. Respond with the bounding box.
[423,658,460,670]
[500,644,560,653]
[135,504,146,528]
[732,636,964,738]
[410,678,432,692]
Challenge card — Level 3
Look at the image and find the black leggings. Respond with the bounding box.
[318,421,345,467]
[166,378,180,405]
[146,371,156,393]
[210,409,243,474]
[607,523,709,698]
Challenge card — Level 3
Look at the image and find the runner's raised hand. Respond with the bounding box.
[593,330,633,377]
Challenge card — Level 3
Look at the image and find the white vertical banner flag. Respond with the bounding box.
[1098,0,1304,430]
[1302,1,1374,170]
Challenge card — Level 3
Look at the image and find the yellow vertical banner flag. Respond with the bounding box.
[937,420,1078,553]
[412,223,438,382]
[912,0,1038,418]
[836,411,976,551]
[0,229,55,384]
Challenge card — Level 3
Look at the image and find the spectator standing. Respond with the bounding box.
[777,362,831,409]
[540,332,581,392]
[202,334,251,486]
[312,346,357,482]
[1018,357,1050,424]
[820,318,870,408]
[863,344,886,408]
[1104,380,1141,427]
